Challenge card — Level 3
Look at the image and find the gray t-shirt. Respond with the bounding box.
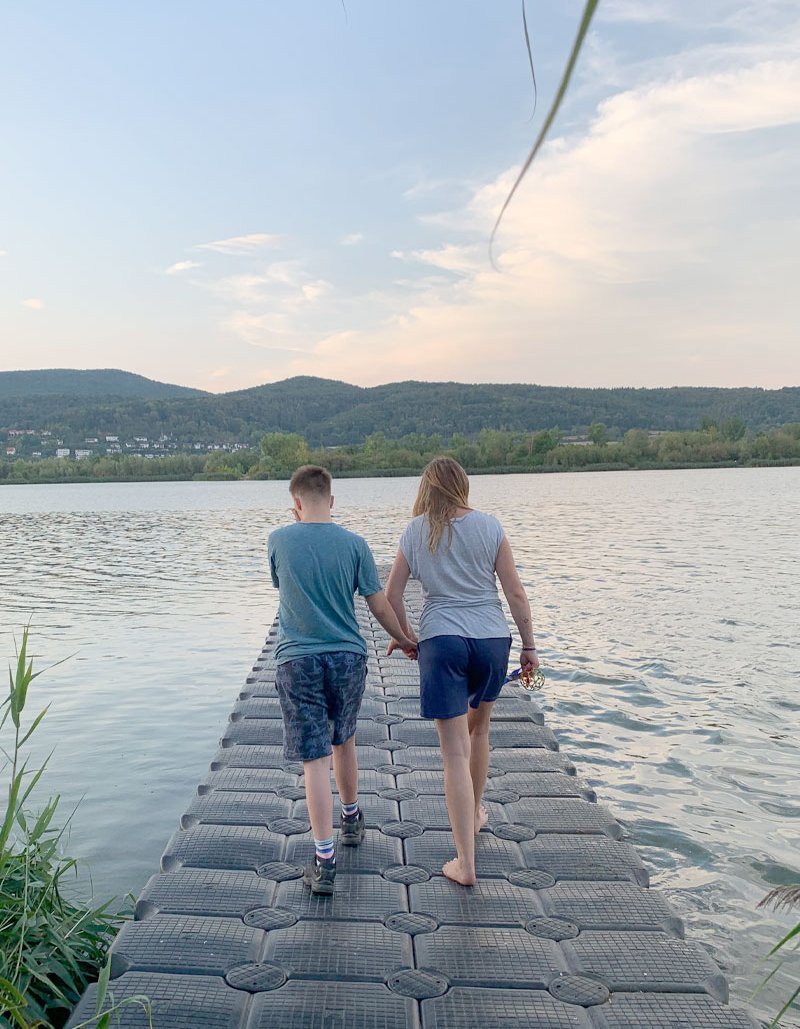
[399,510,510,641]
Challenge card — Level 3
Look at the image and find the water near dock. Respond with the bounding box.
[1,468,798,1022]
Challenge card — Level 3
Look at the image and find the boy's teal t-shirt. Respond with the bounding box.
[268,522,382,664]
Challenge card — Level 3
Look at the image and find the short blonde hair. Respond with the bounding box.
[412,456,470,553]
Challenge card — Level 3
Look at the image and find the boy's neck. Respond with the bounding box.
[297,502,333,523]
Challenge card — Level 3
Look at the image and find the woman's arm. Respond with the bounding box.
[385,549,417,655]
[495,537,539,670]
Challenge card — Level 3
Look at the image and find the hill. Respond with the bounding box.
[1,372,798,450]
[0,368,207,400]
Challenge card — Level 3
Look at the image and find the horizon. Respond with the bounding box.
[1,2,799,391]
[2,365,799,397]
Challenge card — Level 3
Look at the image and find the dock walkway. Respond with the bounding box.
[69,585,760,1027]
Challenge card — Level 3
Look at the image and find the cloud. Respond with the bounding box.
[251,52,800,388]
[340,232,364,246]
[194,233,281,255]
[165,260,203,275]
[23,298,44,309]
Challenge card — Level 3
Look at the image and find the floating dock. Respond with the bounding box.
[69,583,759,1028]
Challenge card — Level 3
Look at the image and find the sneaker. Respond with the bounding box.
[340,809,366,847]
[304,854,336,895]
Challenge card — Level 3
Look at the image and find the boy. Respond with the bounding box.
[268,465,417,894]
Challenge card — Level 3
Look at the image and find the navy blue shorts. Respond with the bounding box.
[418,635,511,720]
[276,651,367,762]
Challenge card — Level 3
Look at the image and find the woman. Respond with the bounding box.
[386,457,539,886]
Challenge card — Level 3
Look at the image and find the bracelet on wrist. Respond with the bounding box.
[521,646,537,651]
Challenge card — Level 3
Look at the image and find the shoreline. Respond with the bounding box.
[0,457,798,486]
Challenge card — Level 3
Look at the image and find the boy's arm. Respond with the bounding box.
[365,591,417,659]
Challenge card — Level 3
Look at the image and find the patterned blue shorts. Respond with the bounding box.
[276,651,367,762]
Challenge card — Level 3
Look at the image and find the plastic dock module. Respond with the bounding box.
[68,579,760,1029]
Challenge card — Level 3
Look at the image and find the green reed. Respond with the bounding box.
[0,628,149,1028]
[756,885,800,1026]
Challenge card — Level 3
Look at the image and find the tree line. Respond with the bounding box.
[2,422,798,484]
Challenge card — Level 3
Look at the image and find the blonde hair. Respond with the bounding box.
[412,456,470,554]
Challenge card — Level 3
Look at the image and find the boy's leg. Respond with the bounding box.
[275,656,337,891]
[304,753,335,851]
[332,735,358,806]
[327,652,367,844]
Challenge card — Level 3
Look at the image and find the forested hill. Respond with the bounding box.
[0,368,207,400]
[1,372,798,447]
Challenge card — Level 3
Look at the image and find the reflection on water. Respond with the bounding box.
[1,470,798,1023]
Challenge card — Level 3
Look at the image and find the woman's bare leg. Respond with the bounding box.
[467,701,494,833]
[435,714,477,885]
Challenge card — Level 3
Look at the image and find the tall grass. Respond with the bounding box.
[757,885,800,1026]
[0,629,145,1028]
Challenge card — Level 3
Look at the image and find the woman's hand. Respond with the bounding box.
[387,636,418,660]
[520,647,540,671]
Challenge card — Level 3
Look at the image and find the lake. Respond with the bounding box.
[1,469,798,1023]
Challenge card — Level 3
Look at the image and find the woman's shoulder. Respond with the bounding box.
[468,509,503,531]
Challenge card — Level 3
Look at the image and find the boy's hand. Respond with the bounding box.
[387,637,418,660]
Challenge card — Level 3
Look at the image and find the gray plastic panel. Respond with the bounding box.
[421,987,593,1028]
[388,723,441,747]
[590,994,760,1028]
[201,767,298,793]
[276,874,408,921]
[540,883,684,935]
[520,836,649,886]
[399,795,507,831]
[409,879,543,926]
[248,981,420,1029]
[490,749,577,773]
[405,831,524,877]
[232,697,284,719]
[181,791,291,827]
[415,926,566,988]
[505,799,622,839]
[161,826,285,872]
[398,746,444,769]
[110,915,264,976]
[488,723,559,750]
[265,920,413,980]
[221,720,285,746]
[211,745,287,769]
[498,772,596,799]
[354,719,390,745]
[395,770,447,794]
[564,931,728,1000]
[285,830,404,874]
[293,795,399,828]
[66,972,247,1029]
[135,870,274,918]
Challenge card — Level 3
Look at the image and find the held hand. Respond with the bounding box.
[520,648,540,671]
[387,637,418,661]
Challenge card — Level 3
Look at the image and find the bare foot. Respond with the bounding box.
[474,806,489,834]
[442,857,477,886]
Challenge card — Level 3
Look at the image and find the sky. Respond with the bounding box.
[1,0,798,393]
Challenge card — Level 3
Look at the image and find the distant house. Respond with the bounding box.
[56,448,70,458]
[105,435,119,443]
[32,451,42,457]
[84,438,99,444]
[74,449,92,460]
[5,446,16,456]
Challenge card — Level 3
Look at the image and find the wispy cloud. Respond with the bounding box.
[165,259,202,275]
[23,298,44,309]
[340,232,364,246]
[194,233,282,255]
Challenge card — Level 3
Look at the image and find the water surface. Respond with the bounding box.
[1,470,798,1023]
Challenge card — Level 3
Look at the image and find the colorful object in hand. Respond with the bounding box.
[505,666,546,692]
